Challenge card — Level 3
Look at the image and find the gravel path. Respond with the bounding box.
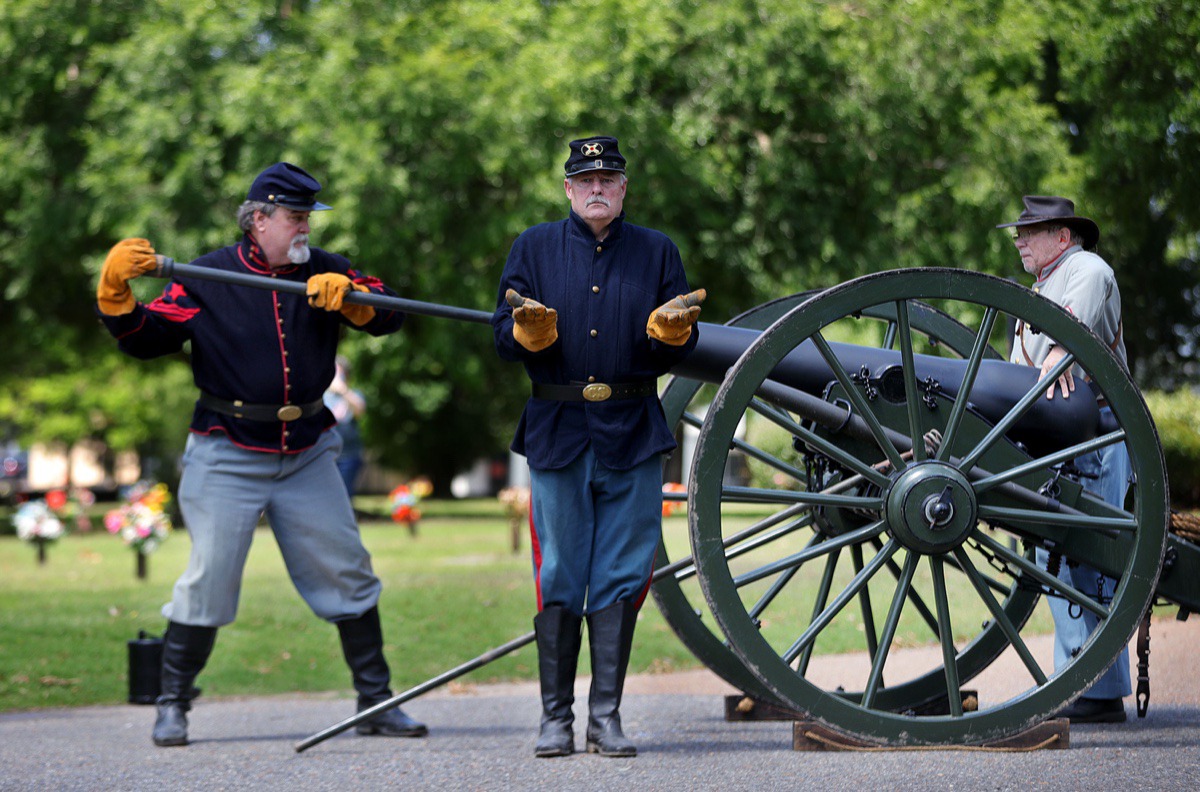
[2,618,1198,791]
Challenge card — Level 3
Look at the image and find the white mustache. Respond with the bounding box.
[287,234,311,264]
[586,196,610,208]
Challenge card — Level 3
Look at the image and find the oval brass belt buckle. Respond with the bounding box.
[582,383,612,402]
[276,404,303,421]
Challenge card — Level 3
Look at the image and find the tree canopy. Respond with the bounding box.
[2,0,1197,490]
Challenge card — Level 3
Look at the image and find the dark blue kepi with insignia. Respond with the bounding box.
[564,136,626,177]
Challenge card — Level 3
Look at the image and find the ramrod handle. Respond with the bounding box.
[153,257,495,325]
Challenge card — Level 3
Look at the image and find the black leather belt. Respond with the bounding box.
[198,392,325,422]
[531,381,657,403]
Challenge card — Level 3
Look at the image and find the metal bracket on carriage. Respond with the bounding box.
[873,365,943,411]
[1037,464,1065,504]
[1136,610,1151,717]
[849,365,879,400]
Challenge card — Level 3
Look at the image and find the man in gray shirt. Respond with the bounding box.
[998,195,1131,723]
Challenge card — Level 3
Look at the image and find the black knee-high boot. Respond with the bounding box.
[585,600,638,757]
[336,606,428,737]
[534,606,584,757]
[152,621,217,747]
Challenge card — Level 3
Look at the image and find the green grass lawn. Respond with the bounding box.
[0,498,707,713]
[0,498,1053,713]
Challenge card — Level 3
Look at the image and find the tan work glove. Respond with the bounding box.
[506,289,558,352]
[97,238,159,316]
[306,273,375,326]
[647,288,706,345]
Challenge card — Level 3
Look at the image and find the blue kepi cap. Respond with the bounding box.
[564,136,626,177]
[247,162,332,211]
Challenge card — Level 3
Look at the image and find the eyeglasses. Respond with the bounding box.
[1011,225,1061,241]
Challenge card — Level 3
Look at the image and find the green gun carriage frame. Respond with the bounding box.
[151,259,1199,750]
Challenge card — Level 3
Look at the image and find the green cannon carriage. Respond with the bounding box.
[153,260,1199,750]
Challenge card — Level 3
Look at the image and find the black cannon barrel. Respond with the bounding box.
[673,323,1102,455]
[151,259,1099,452]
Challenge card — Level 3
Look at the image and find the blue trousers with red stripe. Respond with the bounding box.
[528,446,662,616]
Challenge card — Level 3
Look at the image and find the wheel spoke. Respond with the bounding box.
[942,548,1010,597]
[978,504,1136,533]
[666,504,814,582]
[894,300,927,462]
[958,350,1078,472]
[750,398,893,488]
[862,550,918,708]
[796,548,842,676]
[747,561,804,621]
[677,515,814,583]
[733,521,884,588]
[937,307,998,461]
[929,556,964,717]
[953,546,1047,686]
[729,433,807,482]
[972,430,1128,494]
[872,537,940,635]
[851,544,881,661]
[810,330,908,471]
[782,538,899,665]
[720,484,882,509]
[881,319,898,350]
[973,531,1109,618]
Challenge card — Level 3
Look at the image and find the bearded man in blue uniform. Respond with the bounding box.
[96,162,427,746]
[493,136,704,758]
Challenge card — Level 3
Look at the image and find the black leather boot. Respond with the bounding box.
[585,600,639,757]
[152,622,217,747]
[533,606,583,757]
[336,606,428,737]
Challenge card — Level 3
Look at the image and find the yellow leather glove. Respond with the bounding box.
[306,273,375,326]
[647,288,706,345]
[97,238,158,316]
[506,289,558,352]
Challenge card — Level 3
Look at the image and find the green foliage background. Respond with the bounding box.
[1,0,1198,489]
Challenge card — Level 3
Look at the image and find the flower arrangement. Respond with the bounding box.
[105,481,173,557]
[45,487,96,532]
[661,481,687,517]
[389,477,431,535]
[12,500,66,563]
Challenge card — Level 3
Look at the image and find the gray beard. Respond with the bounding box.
[288,235,311,264]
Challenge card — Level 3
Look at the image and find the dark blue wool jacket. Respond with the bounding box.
[99,235,404,453]
[493,211,697,471]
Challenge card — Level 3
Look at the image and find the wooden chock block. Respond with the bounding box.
[792,718,1070,752]
[724,694,804,721]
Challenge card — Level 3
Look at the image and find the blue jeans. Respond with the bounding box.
[1037,418,1132,699]
[528,447,663,616]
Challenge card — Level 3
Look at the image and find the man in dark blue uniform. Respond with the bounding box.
[493,136,704,758]
[96,162,427,746]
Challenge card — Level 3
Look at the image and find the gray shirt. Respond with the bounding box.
[1010,245,1126,377]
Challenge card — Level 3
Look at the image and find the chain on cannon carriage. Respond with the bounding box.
[150,257,1200,752]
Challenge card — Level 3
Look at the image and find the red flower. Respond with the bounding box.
[46,490,68,512]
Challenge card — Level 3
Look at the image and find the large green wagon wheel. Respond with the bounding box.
[688,269,1168,745]
[652,290,1040,710]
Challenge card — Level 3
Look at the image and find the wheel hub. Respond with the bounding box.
[885,461,977,554]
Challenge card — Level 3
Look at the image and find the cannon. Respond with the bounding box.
[151,260,1200,749]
